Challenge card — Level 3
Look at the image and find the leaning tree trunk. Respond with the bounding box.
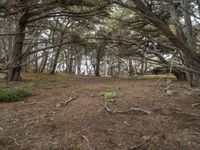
[39,50,48,73]
[131,0,200,87]
[7,10,28,81]
[181,0,198,85]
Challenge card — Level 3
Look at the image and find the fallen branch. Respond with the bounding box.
[8,136,21,146]
[56,96,77,108]
[82,135,93,150]
[104,103,152,115]
[24,119,39,128]
[128,137,151,150]
[191,103,200,108]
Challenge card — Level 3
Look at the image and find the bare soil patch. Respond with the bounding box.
[0,77,200,150]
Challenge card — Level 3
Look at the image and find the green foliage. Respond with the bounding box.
[137,74,176,79]
[97,92,122,99]
[69,143,80,150]
[0,87,31,102]
[0,82,34,102]
[50,144,58,150]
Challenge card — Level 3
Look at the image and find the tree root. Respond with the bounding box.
[104,103,152,115]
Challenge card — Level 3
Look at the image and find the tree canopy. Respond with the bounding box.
[0,0,200,86]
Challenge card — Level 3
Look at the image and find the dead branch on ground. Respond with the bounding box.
[191,103,200,108]
[104,103,152,115]
[56,96,77,108]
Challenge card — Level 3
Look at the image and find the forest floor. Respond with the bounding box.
[0,73,200,150]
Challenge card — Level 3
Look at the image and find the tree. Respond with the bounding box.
[112,0,200,87]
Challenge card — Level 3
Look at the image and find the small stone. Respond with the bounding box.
[0,127,3,131]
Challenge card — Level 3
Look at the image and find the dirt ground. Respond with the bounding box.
[0,76,200,150]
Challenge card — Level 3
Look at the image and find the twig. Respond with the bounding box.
[56,96,77,108]
[8,136,21,146]
[191,103,200,108]
[24,119,39,128]
[128,137,151,150]
[104,103,151,115]
[64,96,77,104]
[82,135,93,150]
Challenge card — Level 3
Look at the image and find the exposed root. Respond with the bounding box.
[104,103,151,115]
[128,137,150,150]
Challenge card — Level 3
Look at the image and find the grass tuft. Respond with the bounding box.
[97,92,122,99]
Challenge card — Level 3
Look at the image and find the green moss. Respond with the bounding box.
[137,74,176,79]
[97,92,122,99]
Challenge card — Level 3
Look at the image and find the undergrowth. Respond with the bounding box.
[0,82,33,102]
[97,92,122,99]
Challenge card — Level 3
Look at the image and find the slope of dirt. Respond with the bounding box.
[0,77,200,150]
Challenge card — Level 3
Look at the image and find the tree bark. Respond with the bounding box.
[95,48,101,77]
[7,10,28,81]
[169,2,185,42]
[197,0,200,16]
[50,31,64,74]
[128,58,134,76]
[39,50,48,73]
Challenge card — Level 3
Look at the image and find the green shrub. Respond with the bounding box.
[0,87,31,102]
[97,92,122,99]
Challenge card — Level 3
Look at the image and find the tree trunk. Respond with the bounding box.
[76,54,82,75]
[181,0,198,85]
[128,58,134,76]
[172,70,186,80]
[50,31,64,74]
[131,0,200,87]
[197,0,200,16]
[7,10,28,81]
[67,52,74,73]
[169,2,186,41]
[95,48,101,77]
[39,51,48,73]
